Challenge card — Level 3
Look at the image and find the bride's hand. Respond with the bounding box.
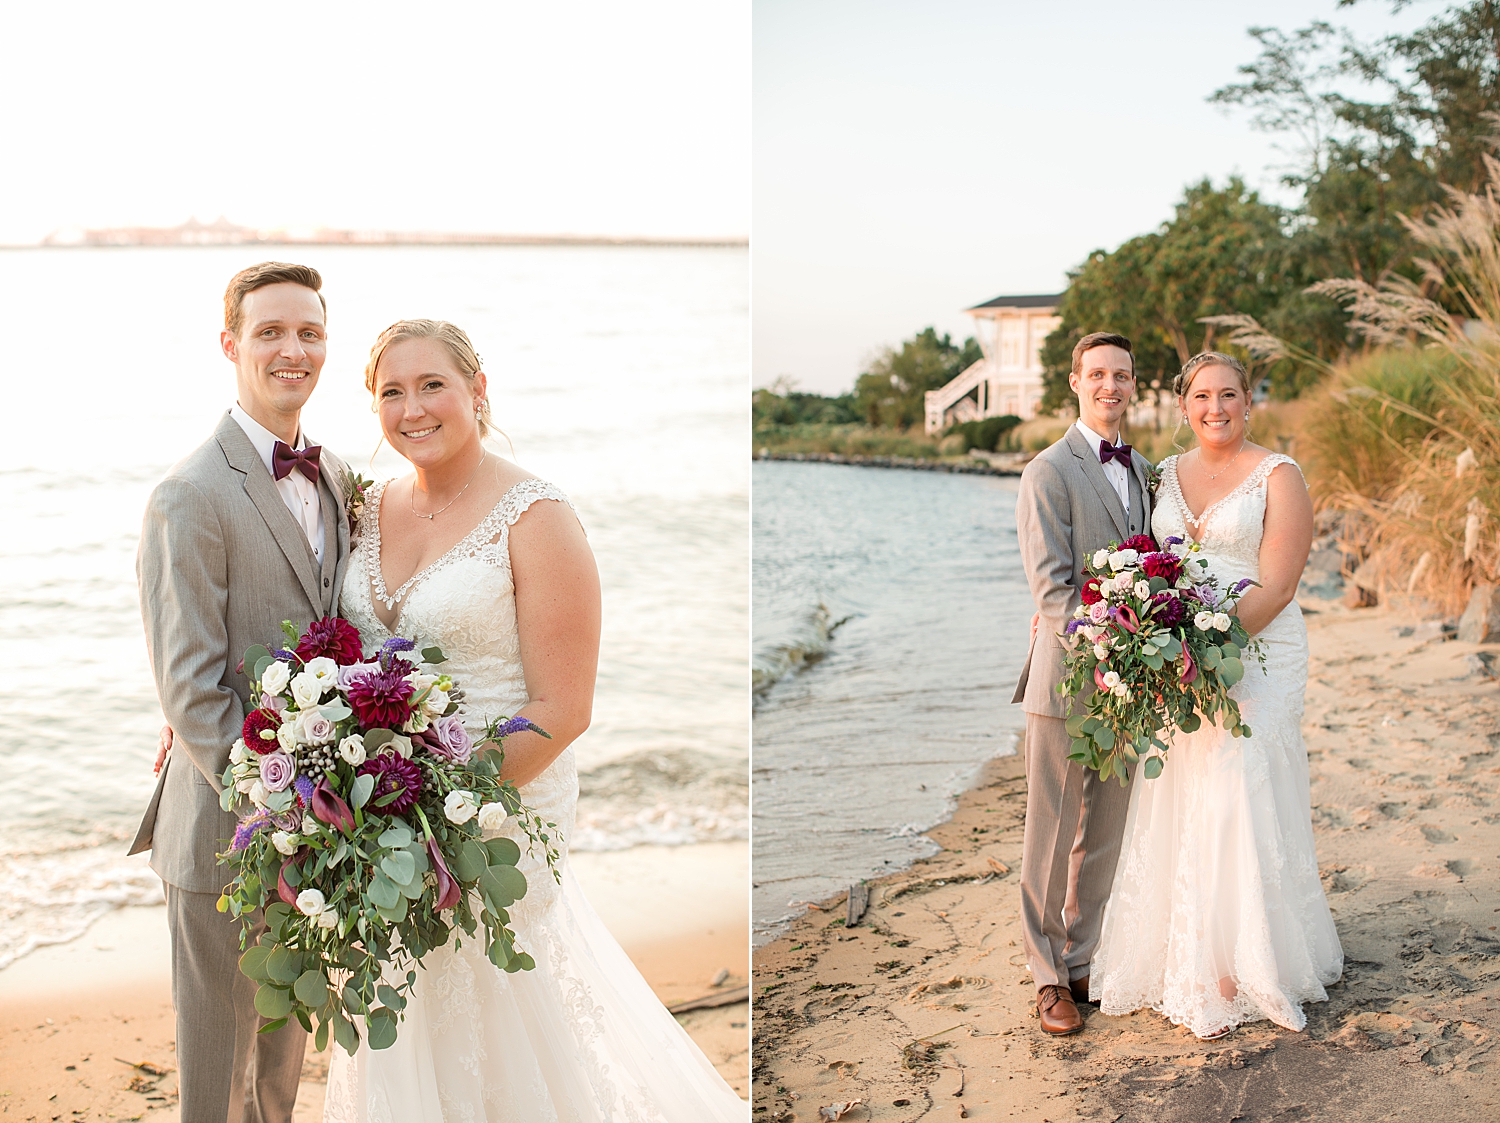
[1030,612,1039,643]
[154,724,174,775]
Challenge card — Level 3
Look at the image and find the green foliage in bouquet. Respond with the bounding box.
[1057,535,1263,784]
[216,618,557,1054]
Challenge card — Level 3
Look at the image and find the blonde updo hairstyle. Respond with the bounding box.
[364,319,493,439]
[1173,350,1251,399]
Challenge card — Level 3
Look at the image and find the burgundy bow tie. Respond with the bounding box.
[1098,440,1133,467]
[272,440,321,484]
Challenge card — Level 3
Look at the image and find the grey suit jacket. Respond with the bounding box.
[1012,425,1154,718]
[129,411,352,893]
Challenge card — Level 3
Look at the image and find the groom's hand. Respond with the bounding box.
[153,724,173,775]
[1031,612,1040,643]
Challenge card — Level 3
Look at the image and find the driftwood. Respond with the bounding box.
[667,985,749,1014]
[846,880,870,927]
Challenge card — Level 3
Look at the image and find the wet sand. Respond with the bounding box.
[752,608,1500,1121]
[0,841,748,1118]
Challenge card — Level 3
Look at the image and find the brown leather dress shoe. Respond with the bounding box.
[1037,984,1083,1035]
[1070,975,1091,1005]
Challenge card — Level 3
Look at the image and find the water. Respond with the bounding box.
[0,245,748,971]
[751,461,1033,946]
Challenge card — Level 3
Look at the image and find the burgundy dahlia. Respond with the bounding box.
[242,709,281,755]
[296,616,365,666]
[1141,552,1183,583]
[1121,534,1159,554]
[347,667,415,729]
[1150,592,1187,627]
[1080,575,1104,605]
[357,754,422,815]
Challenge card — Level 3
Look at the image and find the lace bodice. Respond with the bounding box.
[1154,453,1300,588]
[340,476,580,922]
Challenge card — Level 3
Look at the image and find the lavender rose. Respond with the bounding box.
[428,715,475,764]
[260,750,296,793]
[335,660,382,692]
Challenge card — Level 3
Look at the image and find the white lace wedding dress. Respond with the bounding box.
[1090,454,1343,1037]
[324,478,746,1121]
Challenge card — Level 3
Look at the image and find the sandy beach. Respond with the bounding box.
[0,840,748,1119]
[752,606,1500,1120]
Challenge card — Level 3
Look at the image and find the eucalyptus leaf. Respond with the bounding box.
[320,701,352,723]
[454,839,488,882]
[375,895,409,923]
[314,1017,330,1052]
[378,824,414,851]
[1220,642,1240,660]
[254,655,277,683]
[1092,726,1115,751]
[1221,657,1245,687]
[294,970,329,1008]
[332,1011,360,1054]
[420,645,447,665]
[257,1016,289,1035]
[1065,714,1088,738]
[487,939,511,970]
[350,773,376,811]
[1143,756,1165,780]
[254,984,293,1020]
[239,945,273,981]
[369,871,400,910]
[1148,576,1168,594]
[242,645,271,678]
[484,837,522,867]
[377,983,407,1012]
[266,944,302,985]
[363,728,396,753]
[366,1008,399,1050]
[1179,713,1201,734]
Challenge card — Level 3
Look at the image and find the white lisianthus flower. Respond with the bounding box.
[1092,548,1110,568]
[423,688,450,717]
[295,888,326,916]
[259,660,292,697]
[1073,604,1087,619]
[1093,643,1110,660]
[1114,571,1135,592]
[316,908,339,930]
[1112,683,1130,699]
[229,738,250,765]
[1175,576,1192,589]
[304,657,339,688]
[1194,611,1215,630]
[444,789,480,825]
[337,734,366,766]
[382,734,414,759]
[289,671,324,709]
[1212,612,1232,632]
[1108,549,1140,572]
[235,775,256,794]
[248,779,268,807]
[276,722,300,753]
[1134,580,1151,600]
[302,814,318,835]
[1101,670,1122,690]
[402,711,432,734]
[476,802,508,833]
[271,831,298,856]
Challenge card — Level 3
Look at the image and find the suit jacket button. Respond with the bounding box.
[324,577,330,587]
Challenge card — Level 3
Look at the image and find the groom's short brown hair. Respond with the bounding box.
[1071,331,1134,376]
[224,261,325,338]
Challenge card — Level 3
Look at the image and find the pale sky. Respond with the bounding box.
[0,1,748,244]
[754,0,1434,394]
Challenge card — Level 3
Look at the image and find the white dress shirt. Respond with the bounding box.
[1075,418,1130,517]
[230,404,326,563]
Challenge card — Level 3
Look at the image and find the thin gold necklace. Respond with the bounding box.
[410,451,487,520]
[1198,440,1246,482]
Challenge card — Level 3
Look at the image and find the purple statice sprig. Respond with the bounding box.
[488,715,551,740]
[230,809,273,852]
[1064,618,1087,636]
[379,636,417,671]
[293,773,316,805]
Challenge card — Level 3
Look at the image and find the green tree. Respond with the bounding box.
[854,328,980,429]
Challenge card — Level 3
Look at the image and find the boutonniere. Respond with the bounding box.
[1142,460,1163,496]
[343,471,376,534]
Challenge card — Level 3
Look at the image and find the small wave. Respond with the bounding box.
[753,603,852,699]
[574,747,747,851]
[0,847,163,972]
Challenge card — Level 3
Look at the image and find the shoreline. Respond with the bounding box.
[752,450,1024,476]
[0,840,748,1117]
[753,607,1500,1120]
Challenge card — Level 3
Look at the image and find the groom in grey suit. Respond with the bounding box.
[129,262,351,1122]
[1012,332,1153,1036]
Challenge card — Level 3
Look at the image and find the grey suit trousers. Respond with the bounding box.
[165,886,305,1123]
[1019,715,1132,987]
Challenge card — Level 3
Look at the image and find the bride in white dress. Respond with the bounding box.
[323,320,746,1120]
[1091,351,1343,1040]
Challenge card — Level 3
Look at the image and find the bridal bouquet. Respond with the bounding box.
[216,616,556,1054]
[1057,534,1261,783]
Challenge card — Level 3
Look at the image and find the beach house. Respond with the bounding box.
[923,293,1062,434]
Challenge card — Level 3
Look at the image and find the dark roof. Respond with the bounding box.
[967,292,1064,311]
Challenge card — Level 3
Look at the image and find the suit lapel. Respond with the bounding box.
[316,464,345,615]
[215,413,323,614]
[1066,426,1129,540]
[1129,450,1154,535]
